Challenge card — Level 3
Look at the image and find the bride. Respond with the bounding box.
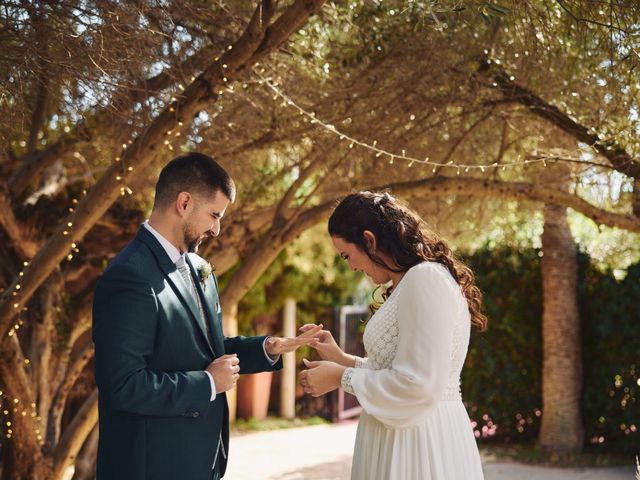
[299,191,486,480]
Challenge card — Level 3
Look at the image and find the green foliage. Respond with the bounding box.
[218,225,363,336]
[232,415,328,433]
[462,247,543,443]
[462,247,639,453]
[569,209,640,275]
[580,261,640,454]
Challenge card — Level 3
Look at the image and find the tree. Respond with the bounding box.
[1,1,639,477]
[540,203,583,452]
[0,1,326,478]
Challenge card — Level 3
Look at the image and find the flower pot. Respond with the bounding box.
[237,371,273,420]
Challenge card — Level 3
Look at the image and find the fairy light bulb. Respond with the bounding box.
[252,73,571,174]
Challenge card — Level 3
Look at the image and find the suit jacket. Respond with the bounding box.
[92,226,282,480]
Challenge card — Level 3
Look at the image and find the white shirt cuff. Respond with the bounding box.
[204,370,216,401]
[263,337,280,365]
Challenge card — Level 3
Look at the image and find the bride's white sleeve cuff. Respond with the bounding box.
[341,367,355,394]
[354,356,368,369]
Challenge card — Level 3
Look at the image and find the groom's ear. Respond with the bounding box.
[175,192,192,217]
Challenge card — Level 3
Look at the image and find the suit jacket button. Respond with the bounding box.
[193,411,199,418]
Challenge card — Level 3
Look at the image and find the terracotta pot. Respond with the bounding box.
[237,371,273,420]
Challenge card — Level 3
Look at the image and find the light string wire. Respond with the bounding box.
[251,70,619,175]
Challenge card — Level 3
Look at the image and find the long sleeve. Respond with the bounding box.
[343,263,459,428]
[223,335,283,374]
[93,265,211,417]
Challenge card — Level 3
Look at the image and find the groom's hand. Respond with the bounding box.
[264,324,323,356]
[206,354,240,393]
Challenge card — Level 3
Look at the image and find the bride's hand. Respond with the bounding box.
[299,358,346,397]
[299,324,347,364]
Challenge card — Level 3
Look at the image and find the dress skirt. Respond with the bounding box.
[351,400,484,480]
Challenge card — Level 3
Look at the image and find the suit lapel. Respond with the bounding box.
[186,255,225,356]
[136,226,215,357]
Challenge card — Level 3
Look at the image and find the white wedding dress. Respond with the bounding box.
[341,262,484,479]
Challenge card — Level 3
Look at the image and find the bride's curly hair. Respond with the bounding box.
[328,191,488,331]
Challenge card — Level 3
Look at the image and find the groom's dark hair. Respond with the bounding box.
[153,152,236,209]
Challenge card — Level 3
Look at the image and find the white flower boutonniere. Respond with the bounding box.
[197,262,214,291]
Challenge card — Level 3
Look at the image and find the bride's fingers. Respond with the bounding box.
[313,342,331,352]
[287,339,319,350]
[298,324,323,337]
[278,337,319,353]
[299,323,321,333]
[302,358,322,368]
[293,334,321,344]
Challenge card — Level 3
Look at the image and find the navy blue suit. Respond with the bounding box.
[92,226,282,479]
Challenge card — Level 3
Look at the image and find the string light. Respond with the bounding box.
[0,372,43,443]
[253,71,555,172]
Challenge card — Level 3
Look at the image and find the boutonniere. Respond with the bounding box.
[197,262,214,290]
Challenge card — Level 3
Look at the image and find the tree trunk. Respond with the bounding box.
[71,425,98,480]
[539,204,584,452]
[1,436,52,480]
[51,389,98,480]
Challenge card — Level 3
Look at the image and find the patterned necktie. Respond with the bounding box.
[176,255,213,345]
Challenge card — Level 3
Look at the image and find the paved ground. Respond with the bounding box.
[225,421,637,480]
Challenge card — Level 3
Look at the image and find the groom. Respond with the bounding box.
[92,152,320,480]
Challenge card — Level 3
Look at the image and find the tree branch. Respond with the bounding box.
[26,78,49,155]
[0,0,327,344]
[0,189,39,259]
[273,143,335,226]
[47,333,92,446]
[9,44,217,199]
[555,0,629,34]
[51,389,98,480]
[478,60,640,179]
[221,175,640,307]
[389,176,640,232]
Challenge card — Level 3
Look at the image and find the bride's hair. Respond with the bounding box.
[328,191,487,331]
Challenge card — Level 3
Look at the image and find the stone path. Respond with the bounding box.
[225,421,636,480]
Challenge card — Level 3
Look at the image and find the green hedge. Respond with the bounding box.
[462,247,639,453]
[580,261,639,453]
[225,242,638,453]
[462,248,543,444]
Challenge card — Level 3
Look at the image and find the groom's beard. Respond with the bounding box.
[183,224,209,253]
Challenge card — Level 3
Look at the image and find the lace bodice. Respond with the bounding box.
[342,262,470,404]
[361,299,400,370]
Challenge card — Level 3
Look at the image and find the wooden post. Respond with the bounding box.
[280,298,296,419]
[223,303,238,422]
